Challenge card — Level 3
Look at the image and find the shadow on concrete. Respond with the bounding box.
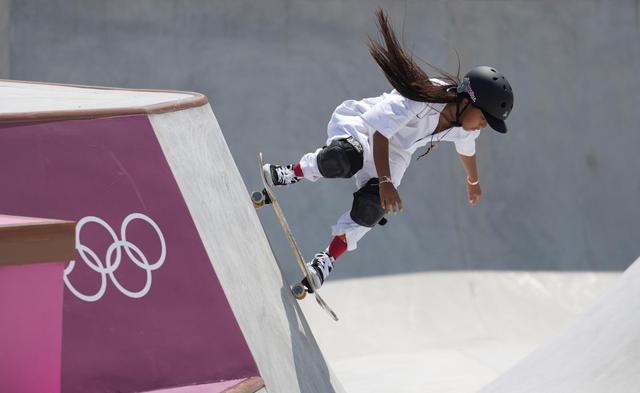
[279,282,337,393]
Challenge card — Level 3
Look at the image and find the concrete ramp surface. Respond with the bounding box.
[0,80,344,393]
[150,99,346,393]
[301,259,638,392]
[478,256,640,393]
[2,79,637,393]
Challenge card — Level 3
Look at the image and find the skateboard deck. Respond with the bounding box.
[252,152,338,321]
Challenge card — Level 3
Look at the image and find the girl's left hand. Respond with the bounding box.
[467,182,482,206]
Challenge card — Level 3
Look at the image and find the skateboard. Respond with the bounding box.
[251,152,338,321]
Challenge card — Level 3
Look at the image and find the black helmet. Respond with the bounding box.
[457,66,514,134]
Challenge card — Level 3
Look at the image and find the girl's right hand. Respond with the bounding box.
[380,182,403,214]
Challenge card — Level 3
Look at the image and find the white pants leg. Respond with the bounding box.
[298,148,325,182]
[297,121,380,251]
[331,210,373,251]
[297,124,361,182]
[298,145,375,251]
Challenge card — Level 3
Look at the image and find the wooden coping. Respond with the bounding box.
[0,215,76,266]
[221,377,265,393]
[0,79,209,124]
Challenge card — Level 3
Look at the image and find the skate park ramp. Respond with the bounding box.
[3,79,637,393]
[0,80,344,393]
[477,256,640,393]
[301,264,637,392]
[2,1,640,392]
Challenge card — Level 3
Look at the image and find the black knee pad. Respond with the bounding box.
[317,137,364,178]
[350,178,387,228]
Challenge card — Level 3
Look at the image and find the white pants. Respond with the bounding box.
[298,102,411,251]
[299,145,374,251]
[298,120,388,252]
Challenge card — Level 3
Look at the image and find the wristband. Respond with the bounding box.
[466,176,479,186]
[379,176,392,184]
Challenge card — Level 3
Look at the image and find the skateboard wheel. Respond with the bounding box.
[251,190,265,208]
[292,284,307,300]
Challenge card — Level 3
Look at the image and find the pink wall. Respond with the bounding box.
[0,262,65,393]
[0,115,260,393]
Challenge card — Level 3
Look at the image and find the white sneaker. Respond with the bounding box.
[305,251,334,290]
[263,163,300,187]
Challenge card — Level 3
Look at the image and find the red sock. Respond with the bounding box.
[292,162,304,178]
[327,235,348,260]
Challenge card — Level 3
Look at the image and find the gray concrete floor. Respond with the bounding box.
[302,270,620,392]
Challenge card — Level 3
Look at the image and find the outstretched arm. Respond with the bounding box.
[458,153,482,206]
[458,153,479,183]
[373,131,403,214]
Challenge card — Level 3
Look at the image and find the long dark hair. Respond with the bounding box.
[367,8,460,104]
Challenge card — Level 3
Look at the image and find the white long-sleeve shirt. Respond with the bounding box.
[298,84,481,250]
[359,89,480,156]
[321,86,480,187]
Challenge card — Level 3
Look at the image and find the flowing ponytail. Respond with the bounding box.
[367,8,460,104]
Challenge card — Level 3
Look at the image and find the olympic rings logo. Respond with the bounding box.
[64,213,167,302]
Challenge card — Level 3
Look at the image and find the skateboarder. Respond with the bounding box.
[263,8,514,291]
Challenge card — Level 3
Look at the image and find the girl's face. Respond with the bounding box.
[461,104,488,131]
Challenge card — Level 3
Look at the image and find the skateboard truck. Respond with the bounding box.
[291,283,307,300]
[251,189,271,209]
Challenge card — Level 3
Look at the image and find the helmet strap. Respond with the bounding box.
[453,95,471,127]
[417,94,469,161]
[444,85,471,128]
